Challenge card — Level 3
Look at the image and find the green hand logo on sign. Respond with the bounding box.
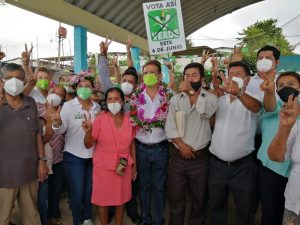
[148,9,180,42]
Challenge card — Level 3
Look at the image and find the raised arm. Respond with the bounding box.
[164,61,175,91]
[112,55,121,84]
[200,49,210,66]
[98,37,113,92]
[268,96,299,162]
[126,35,134,68]
[230,45,244,63]
[260,72,276,112]
[220,74,261,113]
[22,44,37,96]
[82,113,95,148]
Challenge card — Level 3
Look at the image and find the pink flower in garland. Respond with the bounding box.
[137,108,145,120]
[138,94,146,105]
[129,81,173,132]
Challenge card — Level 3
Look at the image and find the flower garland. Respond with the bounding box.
[129,82,173,132]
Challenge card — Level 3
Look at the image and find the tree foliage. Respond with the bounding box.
[238,19,295,72]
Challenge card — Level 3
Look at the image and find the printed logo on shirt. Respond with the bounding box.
[74,112,84,120]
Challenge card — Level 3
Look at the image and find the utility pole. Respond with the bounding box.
[57,23,67,70]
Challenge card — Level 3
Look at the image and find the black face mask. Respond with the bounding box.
[277,86,299,102]
[190,81,201,92]
[99,101,108,110]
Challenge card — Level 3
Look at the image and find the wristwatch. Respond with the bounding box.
[188,89,195,96]
[39,156,48,161]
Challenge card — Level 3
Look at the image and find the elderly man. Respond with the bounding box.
[0,63,48,225]
[165,62,218,225]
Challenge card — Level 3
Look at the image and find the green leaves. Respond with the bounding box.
[238,19,295,72]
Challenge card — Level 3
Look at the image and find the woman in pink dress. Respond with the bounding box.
[83,87,137,225]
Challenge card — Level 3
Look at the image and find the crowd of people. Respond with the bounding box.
[0,36,299,225]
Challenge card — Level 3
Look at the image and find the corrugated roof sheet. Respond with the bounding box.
[64,0,262,39]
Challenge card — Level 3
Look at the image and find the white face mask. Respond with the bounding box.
[121,82,134,95]
[3,78,24,96]
[256,58,273,72]
[46,93,62,107]
[107,102,122,115]
[232,76,244,89]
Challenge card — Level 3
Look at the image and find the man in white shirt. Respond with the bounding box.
[209,61,261,225]
[130,60,172,225]
[165,62,218,225]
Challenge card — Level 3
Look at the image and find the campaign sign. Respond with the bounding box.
[143,0,186,55]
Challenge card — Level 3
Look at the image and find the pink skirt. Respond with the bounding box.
[91,166,132,206]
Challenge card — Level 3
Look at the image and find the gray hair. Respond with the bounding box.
[0,63,25,80]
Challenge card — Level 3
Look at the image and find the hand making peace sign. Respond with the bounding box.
[260,71,276,95]
[100,36,113,56]
[82,113,92,134]
[126,35,132,51]
[21,43,33,66]
[279,96,300,128]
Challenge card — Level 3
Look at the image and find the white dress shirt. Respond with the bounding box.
[136,89,168,144]
[247,73,279,102]
[246,73,279,134]
[29,87,46,104]
[284,120,300,215]
[209,94,259,161]
[53,97,100,158]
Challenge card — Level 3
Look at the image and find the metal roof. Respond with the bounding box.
[7,0,262,51]
[64,0,262,39]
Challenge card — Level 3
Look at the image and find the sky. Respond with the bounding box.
[0,0,299,61]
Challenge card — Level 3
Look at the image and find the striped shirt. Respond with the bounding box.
[37,103,65,164]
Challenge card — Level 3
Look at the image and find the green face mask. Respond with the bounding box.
[143,73,158,87]
[77,87,92,100]
[36,79,50,90]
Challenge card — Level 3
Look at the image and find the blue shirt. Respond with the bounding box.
[258,101,293,177]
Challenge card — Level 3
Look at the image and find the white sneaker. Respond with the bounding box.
[82,219,94,225]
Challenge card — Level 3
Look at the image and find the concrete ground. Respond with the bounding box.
[10,193,261,225]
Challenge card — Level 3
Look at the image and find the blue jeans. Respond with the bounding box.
[63,152,93,225]
[38,179,48,225]
[136,141,169,225]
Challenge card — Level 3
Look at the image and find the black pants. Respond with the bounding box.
[258,162,288,225]
[208,154,257,225]
[48,162,65,219]
[168,144,208,225]
[126,178,139,216]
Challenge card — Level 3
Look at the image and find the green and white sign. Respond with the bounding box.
[143,0,186,55]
